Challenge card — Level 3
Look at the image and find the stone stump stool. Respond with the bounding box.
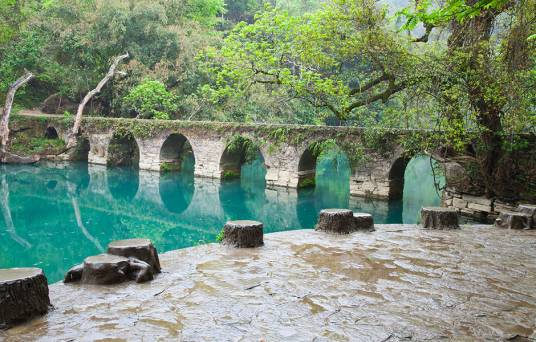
[354,213,375,231]
[495,211,532,230]
[315,209,357,234]
[108,238,161,273]
[81,254,130,285]
[222,220,264,248]
[421,207,459,230]
[0,268,50,329]
[64,238,161,285]
[518,204,536,229]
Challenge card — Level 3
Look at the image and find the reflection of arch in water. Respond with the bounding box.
[107,132,140,168]
[45,126,59,139]
[218,179,265,222]
[159,172,195,214]
[219,136,266,183]
[107,167,140,201]
[64,162,90,192]
[159,133,195,173]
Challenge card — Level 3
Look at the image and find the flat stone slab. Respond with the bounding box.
[3,225,536,341]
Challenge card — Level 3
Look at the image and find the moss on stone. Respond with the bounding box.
[222,170,240,179]
[298,177,315,188]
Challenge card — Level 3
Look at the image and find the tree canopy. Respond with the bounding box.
[1,0,534,201]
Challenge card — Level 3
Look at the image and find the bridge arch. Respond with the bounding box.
[297,140,351,189]
[45,126,59,139]
[159,133,195,173]
[219,136,266,181]
[388,156,410,200]
[107,131,140,168]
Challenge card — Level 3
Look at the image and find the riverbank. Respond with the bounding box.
[2,224,536,341]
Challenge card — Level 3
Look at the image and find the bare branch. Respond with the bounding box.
[349,73,391,96]
[0,71,34,150]
[344,80,407,114]
[67,53,129,148]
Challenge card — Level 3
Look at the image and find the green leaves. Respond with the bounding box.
[397,0,510,30]
[201,0,417,121]
[123,80,177,120]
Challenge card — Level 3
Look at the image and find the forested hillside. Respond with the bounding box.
[1,0,535,201]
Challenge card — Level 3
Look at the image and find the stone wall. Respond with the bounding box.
[441,161,518,222]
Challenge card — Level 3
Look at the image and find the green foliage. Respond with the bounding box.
[123,80,177,120]
[160,162,181,172]
[310,139,338,158]
[215,228,224,242]
[398,0,510,30]
[222,170,240,179]
[200,0,422,122]
[0,0,222,111]
[297,177,315,188]
[226,135,260,162]
[9,136,65,155]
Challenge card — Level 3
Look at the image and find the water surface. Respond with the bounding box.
[0,156,442,282]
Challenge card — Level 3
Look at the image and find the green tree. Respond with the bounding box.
[123,80,177,120]
[0,0,224,112]
[201,0,423,122]
[398,0,535,200]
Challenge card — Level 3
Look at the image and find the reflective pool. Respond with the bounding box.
[0,155,442,282]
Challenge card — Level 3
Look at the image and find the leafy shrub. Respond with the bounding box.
[216,228,225,242]
[123,80,177,120]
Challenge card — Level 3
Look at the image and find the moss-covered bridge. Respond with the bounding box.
[12,115,415,200]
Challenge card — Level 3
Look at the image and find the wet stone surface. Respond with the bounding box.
[2,224,536,341]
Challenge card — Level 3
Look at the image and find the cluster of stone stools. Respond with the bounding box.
[495,204,536,230]
[2,205,533,329]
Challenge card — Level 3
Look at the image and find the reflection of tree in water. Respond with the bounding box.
[0,173,32,248]
[107,167,139,201]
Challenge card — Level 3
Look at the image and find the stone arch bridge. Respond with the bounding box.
[27,116,413,200]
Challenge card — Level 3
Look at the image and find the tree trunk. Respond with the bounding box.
[67,53,129,148]
[222,220,264,248]
[315,209,358,234]
[0,71,34,150]
[448,5,506,199]
[495,211,531,230]
[0,268,50,329]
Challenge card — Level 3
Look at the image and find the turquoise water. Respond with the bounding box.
[0,155,442,283]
